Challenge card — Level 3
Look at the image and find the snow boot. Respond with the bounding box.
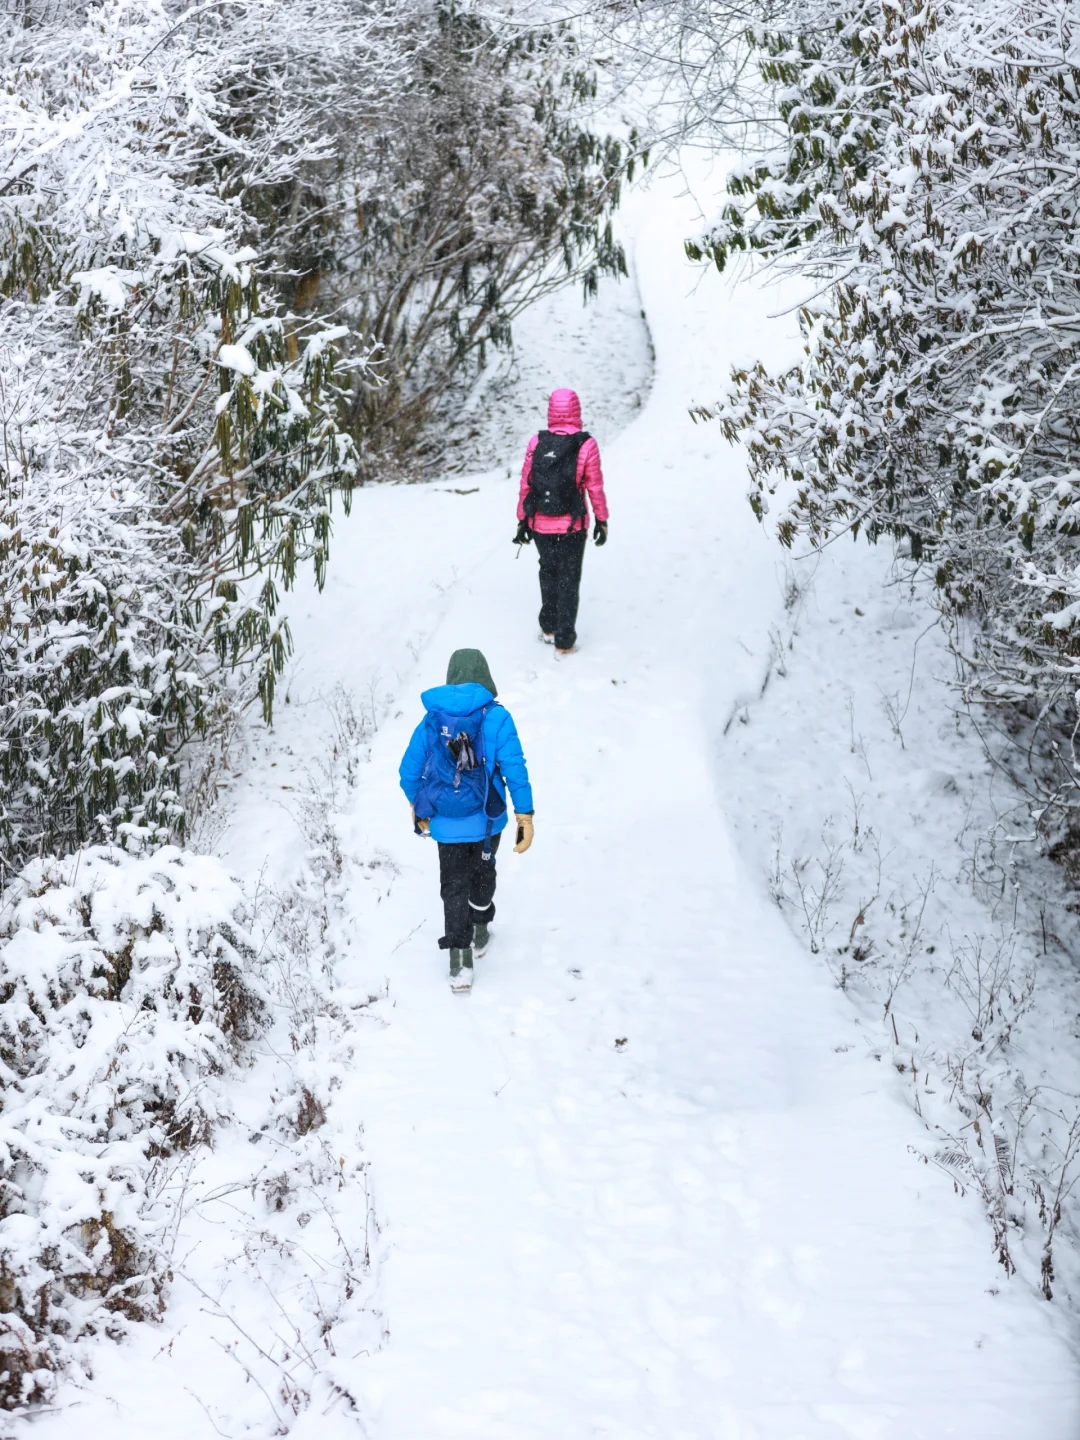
[449,946,474,992]
[472,921,491,957]
[555,645,577,656]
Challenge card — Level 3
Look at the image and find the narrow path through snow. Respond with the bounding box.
[297,170,1080,1437]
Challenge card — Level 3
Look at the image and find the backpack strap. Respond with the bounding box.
[522,435,543,519]
[571,432,590,526]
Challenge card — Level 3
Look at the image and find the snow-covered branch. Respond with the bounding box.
[693,0,1080,781]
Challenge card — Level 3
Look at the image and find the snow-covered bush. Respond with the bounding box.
[570,0,753,157]
[693,0,1080,796]
[0,846,266,1410]
[301,2,631,456]
[0,0,367,867]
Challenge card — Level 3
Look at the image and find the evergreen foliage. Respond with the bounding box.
[694,0,1080,764]
[282,2,632,456]
[0,0,368,867]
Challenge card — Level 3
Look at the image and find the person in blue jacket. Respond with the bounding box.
[399,648,534,991]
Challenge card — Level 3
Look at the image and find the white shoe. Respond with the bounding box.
[540,632,554,644]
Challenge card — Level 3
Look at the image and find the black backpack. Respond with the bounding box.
[524,431,590,523]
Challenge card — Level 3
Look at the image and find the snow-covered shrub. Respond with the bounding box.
[300,1,631,456]
[0,0,366,867]
[0,845,265,1410]
[571,0,753,157]
[694,0,1080,802]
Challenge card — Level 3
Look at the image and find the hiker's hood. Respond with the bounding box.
[547,388,582,434]
[420,682,495,716]
[446,647,497,694]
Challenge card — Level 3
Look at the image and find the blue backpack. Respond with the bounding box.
[413,705,506,848]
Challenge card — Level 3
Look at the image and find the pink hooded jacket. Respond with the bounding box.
[517,388,608,535]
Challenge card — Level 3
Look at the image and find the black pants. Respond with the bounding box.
[535,529,587,650]
[437,832,501,950]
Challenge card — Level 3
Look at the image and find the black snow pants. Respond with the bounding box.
[534,528,587,650]
[437,832,501,950]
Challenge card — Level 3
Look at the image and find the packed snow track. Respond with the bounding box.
[298,171,1079,1438]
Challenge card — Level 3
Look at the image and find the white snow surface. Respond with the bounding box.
[26,166,1080,1436]
[722,531,1080,1316]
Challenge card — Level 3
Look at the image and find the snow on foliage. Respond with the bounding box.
[0,845,265,1411]
[302,4,633,455]
[0,683,384,1424]
[0,0,367,868]
[694,0,1080,812]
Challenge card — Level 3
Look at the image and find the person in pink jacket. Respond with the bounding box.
[514,387,609,654]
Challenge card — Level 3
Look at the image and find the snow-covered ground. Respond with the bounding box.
[723,529,1080,1317]
[25,165,1080,1437]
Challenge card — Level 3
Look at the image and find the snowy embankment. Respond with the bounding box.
[21,166,1080,1435]
[723,535,1080,1314]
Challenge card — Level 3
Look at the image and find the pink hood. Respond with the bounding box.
[547,388,582,433]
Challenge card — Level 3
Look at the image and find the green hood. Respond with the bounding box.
[446,648,497,696]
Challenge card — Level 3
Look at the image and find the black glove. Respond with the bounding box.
[514,519,532,546]
[594,520,608,546]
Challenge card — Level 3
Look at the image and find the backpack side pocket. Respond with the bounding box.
[485,762,507,820]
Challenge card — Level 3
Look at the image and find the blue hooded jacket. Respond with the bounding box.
[398,683,534,843]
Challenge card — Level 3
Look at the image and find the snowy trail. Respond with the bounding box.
[297,173,1080,1436]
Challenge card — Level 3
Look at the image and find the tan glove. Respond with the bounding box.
[513,813,534,854]
[410,805,430,836]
